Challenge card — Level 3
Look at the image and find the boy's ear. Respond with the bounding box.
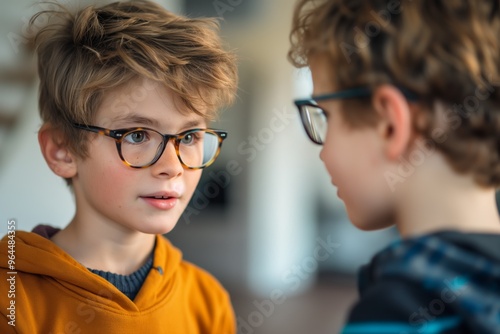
[372,85,412,161]
[38,124,78,179]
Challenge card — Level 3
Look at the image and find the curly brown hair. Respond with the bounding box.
[289,0,500,187]
[31,0,238,161]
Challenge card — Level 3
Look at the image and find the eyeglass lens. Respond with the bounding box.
[300,105,328,144]
[121,129,219,167]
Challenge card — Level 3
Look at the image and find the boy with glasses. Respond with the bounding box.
[0,1,237,333]
[289,0,500,333]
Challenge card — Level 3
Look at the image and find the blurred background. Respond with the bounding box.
[1,0,485,333]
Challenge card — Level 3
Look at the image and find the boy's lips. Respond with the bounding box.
[140,191,181,210]
[140,191,181,199]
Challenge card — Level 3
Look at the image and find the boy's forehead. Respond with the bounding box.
[96,78,207,129]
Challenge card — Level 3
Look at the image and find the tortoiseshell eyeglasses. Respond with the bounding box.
[73,123,228,169]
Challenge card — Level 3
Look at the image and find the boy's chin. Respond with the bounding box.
[137,220,180,235]
[347,208,396,232]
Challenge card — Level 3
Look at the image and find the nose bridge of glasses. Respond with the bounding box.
[160,133,177,146]
[158,133,180,156]
[153,130,199,164]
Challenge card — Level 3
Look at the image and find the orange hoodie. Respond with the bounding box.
[0,227,235,334]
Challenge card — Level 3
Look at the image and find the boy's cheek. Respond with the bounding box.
[319,148,336,179]
[319,132,336,165]
[183,170,203,197]
[80,160,133,197]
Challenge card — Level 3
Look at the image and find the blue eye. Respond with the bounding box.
[181,133,196,145]
[180,131,205,145]
[124,131,149,144]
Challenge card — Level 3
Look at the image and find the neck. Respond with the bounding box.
[395,153,500,238]
[51,214,155,275]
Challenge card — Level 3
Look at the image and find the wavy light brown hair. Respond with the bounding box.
[289,0,500,187]
[32,0,237,160]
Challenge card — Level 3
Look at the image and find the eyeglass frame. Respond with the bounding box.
[293,86,418,145]
[72,123,228,169]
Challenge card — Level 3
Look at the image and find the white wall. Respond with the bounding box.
[0,87,75,236]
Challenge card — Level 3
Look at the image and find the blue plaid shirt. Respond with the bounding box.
[341,231,500,334]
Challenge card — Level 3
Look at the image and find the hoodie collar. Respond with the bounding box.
[0,225,182,312]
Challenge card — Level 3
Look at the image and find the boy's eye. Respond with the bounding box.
[180,132,199,145]
[124,130,149,144]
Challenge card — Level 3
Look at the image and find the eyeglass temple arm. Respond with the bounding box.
[72,123,123,139]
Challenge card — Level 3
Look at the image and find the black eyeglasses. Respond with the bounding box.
[293,87,417,145]
[73,123,228,169]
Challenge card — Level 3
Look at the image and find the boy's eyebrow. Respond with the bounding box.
[110,113,204,130]
[181,120,205,129]
[111,114,160,128]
